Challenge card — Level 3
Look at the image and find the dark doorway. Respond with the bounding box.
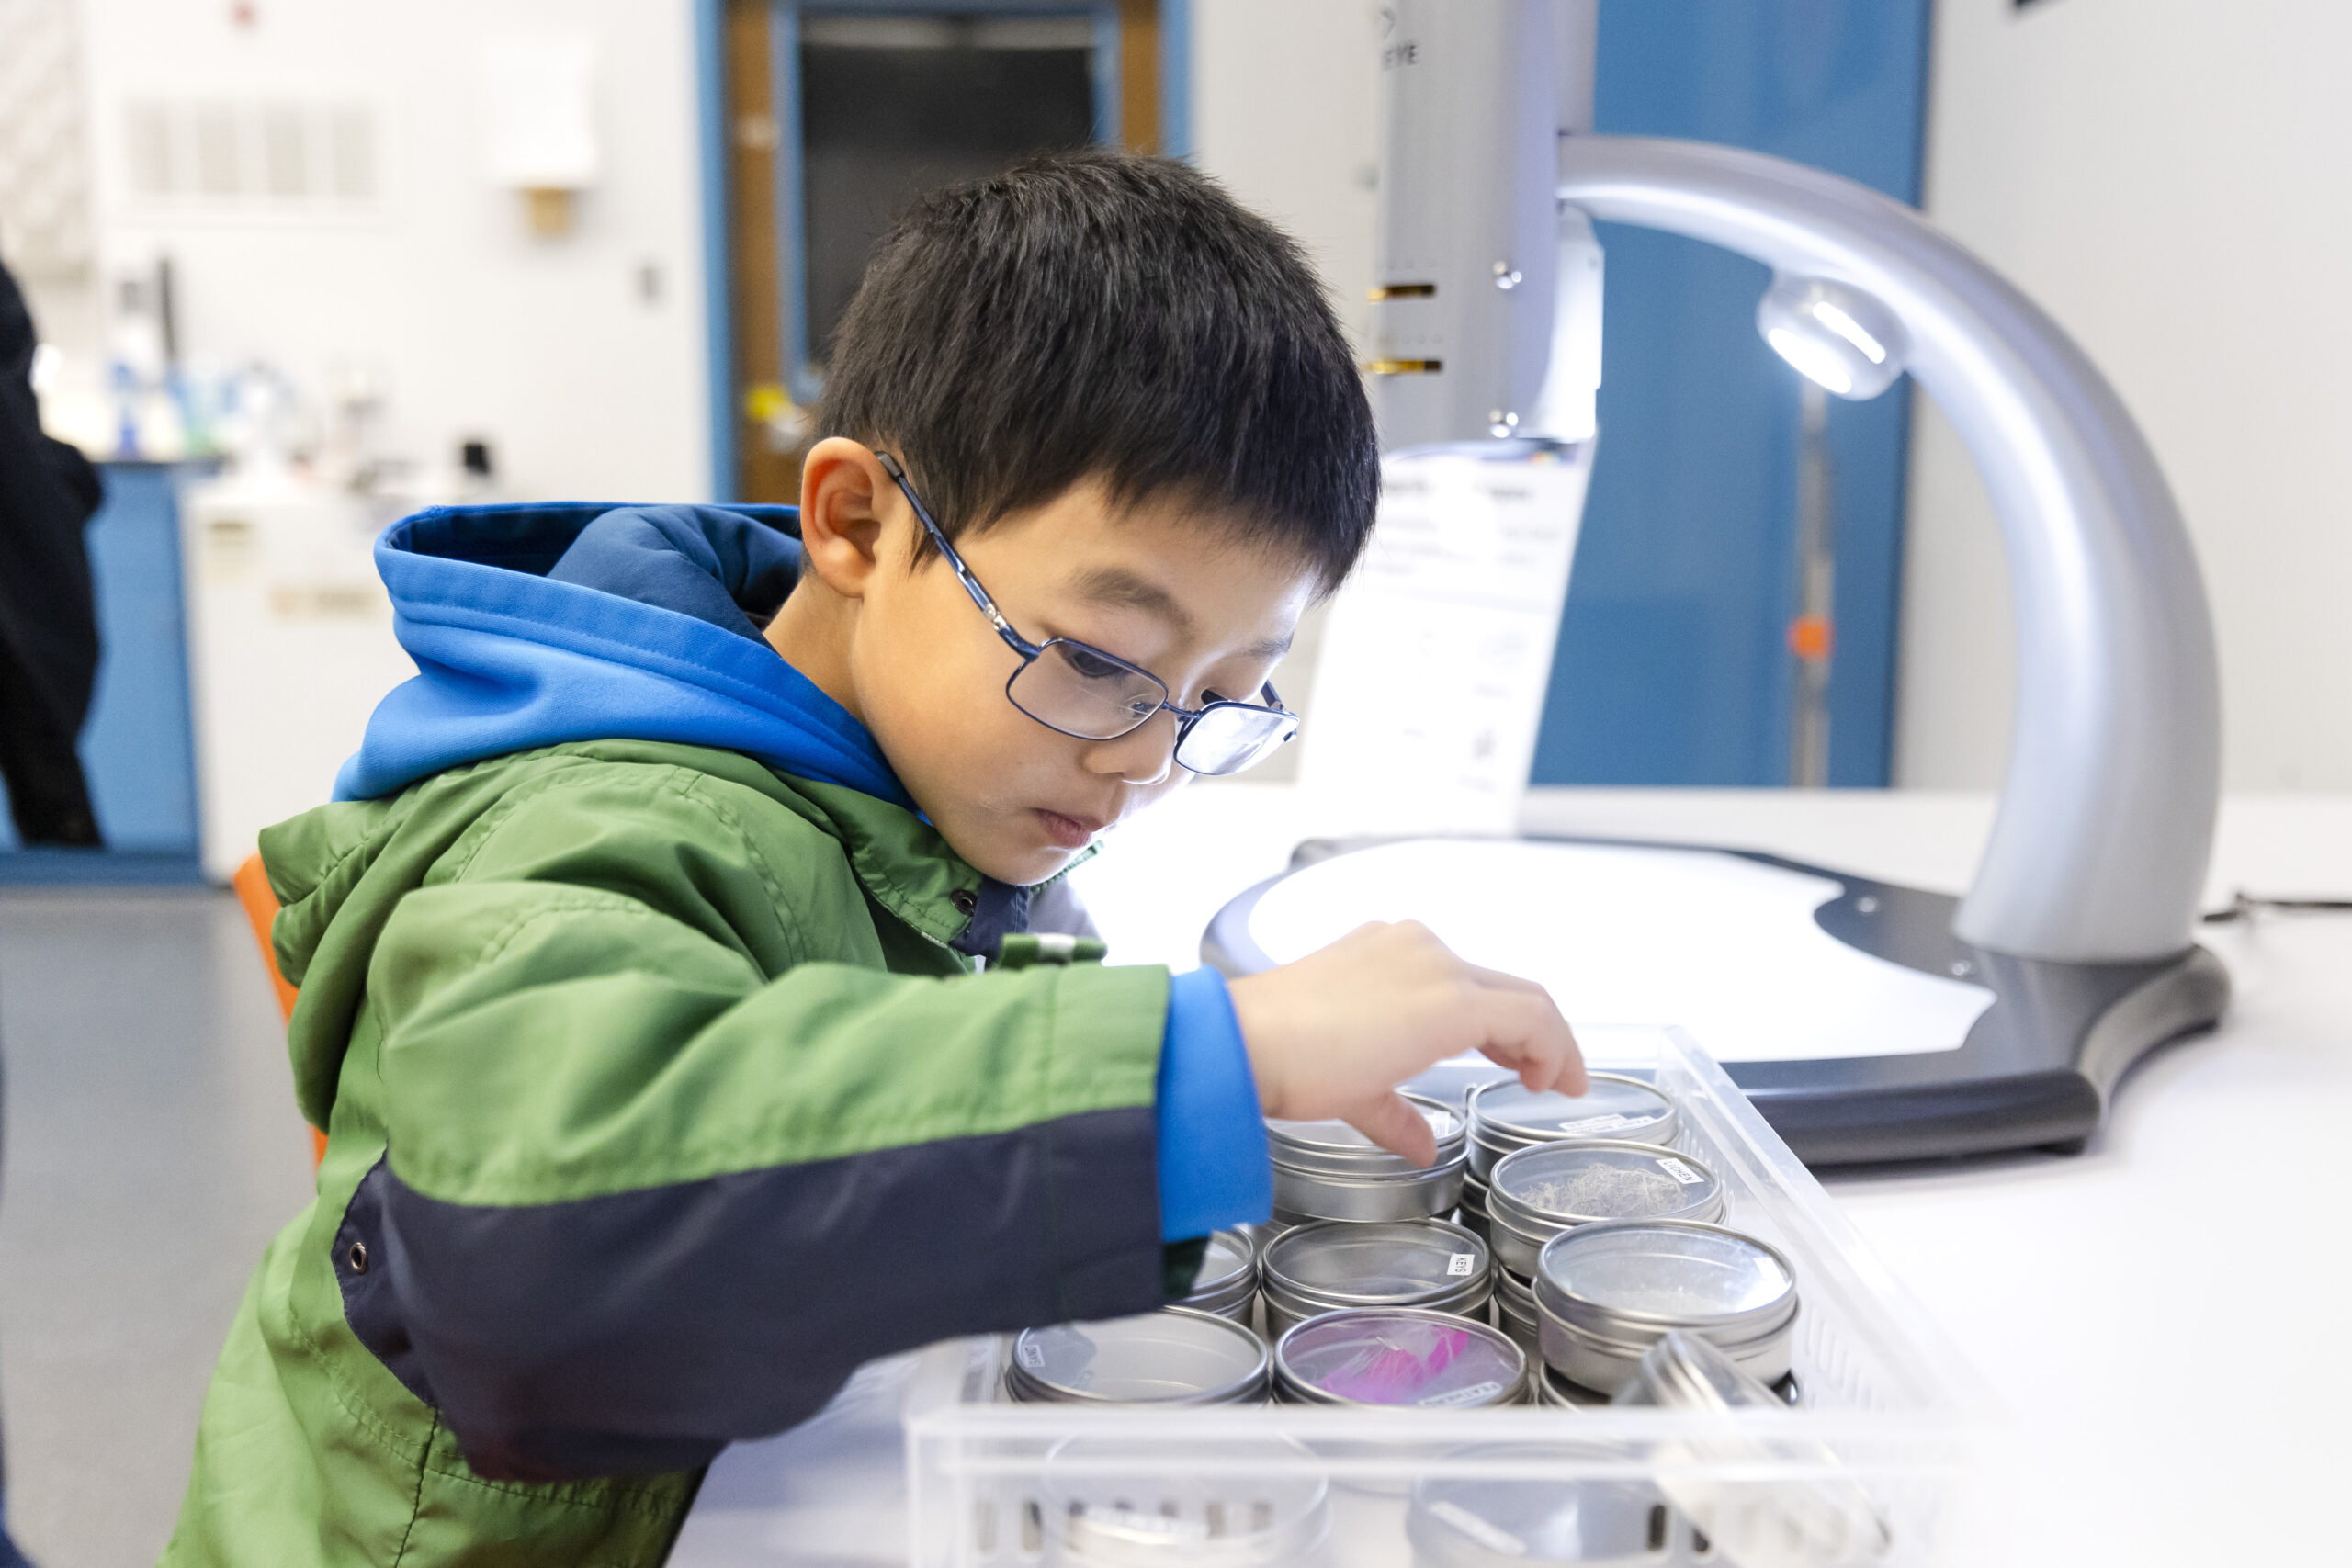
[800,15,1096,370]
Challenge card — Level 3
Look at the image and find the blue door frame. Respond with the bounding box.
[1533,0,1932,788]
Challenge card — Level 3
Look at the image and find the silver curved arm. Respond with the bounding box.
[1557,135,2219,964]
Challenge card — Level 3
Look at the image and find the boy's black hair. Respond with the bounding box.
[817,149,1378,591]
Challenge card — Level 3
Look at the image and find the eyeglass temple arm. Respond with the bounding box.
[875,451,1041,659]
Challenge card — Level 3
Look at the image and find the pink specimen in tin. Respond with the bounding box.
[1313,1324,1471,1404]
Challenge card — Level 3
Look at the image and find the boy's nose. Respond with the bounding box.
[1081,710,1177,785]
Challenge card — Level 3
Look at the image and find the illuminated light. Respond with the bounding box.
[1755,276,1907,400]
[1807,299,1887,365]
[1765,327,1854,396]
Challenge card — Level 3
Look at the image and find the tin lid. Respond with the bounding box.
[1267,1092,1465,1178]
[1408,1445,1668,1567]
[1261,1219,1491,1314]
[1041,1436,1329,1566]
[1488,1141,1724,1239]
[1613,1327,1784,1414]
[1495,1265,1534,1308]
[1009,1307,1269,1406]
[1181,1227,1260,1314]
[1273,1307,1524,1409]
[1469,1074,1678,1155]
[1535,1361,1607,1409]
[1533,1221,1798,1342]
[1611,1334,1890,1564]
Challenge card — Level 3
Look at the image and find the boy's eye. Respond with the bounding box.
[1061,645,1130,682]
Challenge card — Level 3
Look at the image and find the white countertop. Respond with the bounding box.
[675,785,2352,1566]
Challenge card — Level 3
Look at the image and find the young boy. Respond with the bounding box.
[166,150,1580,1564]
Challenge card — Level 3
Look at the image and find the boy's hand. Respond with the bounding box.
[1225,920,1585,1168]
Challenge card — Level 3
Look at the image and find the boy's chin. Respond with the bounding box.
[944,822,1082,889]
[978,841,1081,889]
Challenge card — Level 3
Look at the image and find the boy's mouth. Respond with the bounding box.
[1031,807,1105,849]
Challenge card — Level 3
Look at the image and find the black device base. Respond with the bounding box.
[1201,835,2230,1168]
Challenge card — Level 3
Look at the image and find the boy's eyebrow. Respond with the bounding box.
[1071,565,1193,628]
[1070,565,1293,661]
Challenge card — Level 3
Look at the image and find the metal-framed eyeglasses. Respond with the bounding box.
[876,451,1300,776]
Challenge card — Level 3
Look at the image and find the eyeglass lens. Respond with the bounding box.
[1008,641,1167,739]
[1174,703,1295,775]
[1007,641,1292,776]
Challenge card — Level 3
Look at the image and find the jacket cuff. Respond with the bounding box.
[1155,966,1272,1240]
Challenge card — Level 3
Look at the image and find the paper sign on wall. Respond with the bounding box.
[1298,442,1592,837]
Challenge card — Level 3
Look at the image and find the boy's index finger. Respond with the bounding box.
[1345,1090,1439,1168]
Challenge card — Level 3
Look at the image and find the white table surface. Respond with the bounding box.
[674,785,2352,1566]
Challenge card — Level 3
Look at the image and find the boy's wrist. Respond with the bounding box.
[1221,972,1285,1116]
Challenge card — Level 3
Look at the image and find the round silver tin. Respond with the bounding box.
[1261,1219,1493,1341]
[1492,1268,1539,1357]
[1008,1307,1270,1406]
[1486,1141,1726,1276]
[1408,1444,1682,1566]
[1040,1435,1330,1566]
[1456,1173,1493,1247]
[1467,1075,1679,1178]
[1532,1360,1603,1409]
[1267,1093,1468,1222]
[1532,1221,1799,1395]
[1179,1227,1261,1322]
[1272,1306,1526,1410]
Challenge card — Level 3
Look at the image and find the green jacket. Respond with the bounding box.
[165,740,1181,1565]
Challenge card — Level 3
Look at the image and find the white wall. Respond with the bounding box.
[1899,0,2352,789]
[77,0,712,502]
[1186,0,1384,778]
[1189,0,1382,353]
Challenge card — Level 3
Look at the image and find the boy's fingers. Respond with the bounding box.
[1469,991,1587,1096]
[1345,1090,1439,1167]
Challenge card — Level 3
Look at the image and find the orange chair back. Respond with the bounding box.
[233,852,330,1167]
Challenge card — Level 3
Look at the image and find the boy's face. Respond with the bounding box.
[773,441,1319,887]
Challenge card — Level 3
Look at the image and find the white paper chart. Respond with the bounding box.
[1299,443,1592,836]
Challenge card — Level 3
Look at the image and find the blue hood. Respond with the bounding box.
[337,501,911,808]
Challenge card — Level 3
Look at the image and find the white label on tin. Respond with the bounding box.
[1419,1380,1507,1408]
[1657,1157,1705,1186]
[1447,1252,1478,1277]
[1425,1500,1528,1556]
[1082,1506,1208,1544]
[1557,1111,1640,1135]
[1015,1340,1046,1371]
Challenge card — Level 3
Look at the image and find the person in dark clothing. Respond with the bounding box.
[0,250,95,1568]
[0,255,104,847]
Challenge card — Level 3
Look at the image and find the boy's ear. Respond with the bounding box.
[796,437,896,600]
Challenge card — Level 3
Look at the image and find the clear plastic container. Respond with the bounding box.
[907,1028,1984,1567]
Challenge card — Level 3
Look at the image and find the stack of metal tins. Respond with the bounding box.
[1266,1092,1466,1227]
[1260,1219,1493,1339]
[1485,1140,1725,1354]
[1178,1226,1261,1323]
[1532,1219,1801,1397]
[1460,1074,1680,1251]
[1006,1306,1271,1406]
[1248,1092,1518,1401]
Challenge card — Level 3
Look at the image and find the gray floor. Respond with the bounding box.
[0,889,315,1568]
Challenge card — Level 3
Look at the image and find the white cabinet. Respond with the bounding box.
[179,477,414,881]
